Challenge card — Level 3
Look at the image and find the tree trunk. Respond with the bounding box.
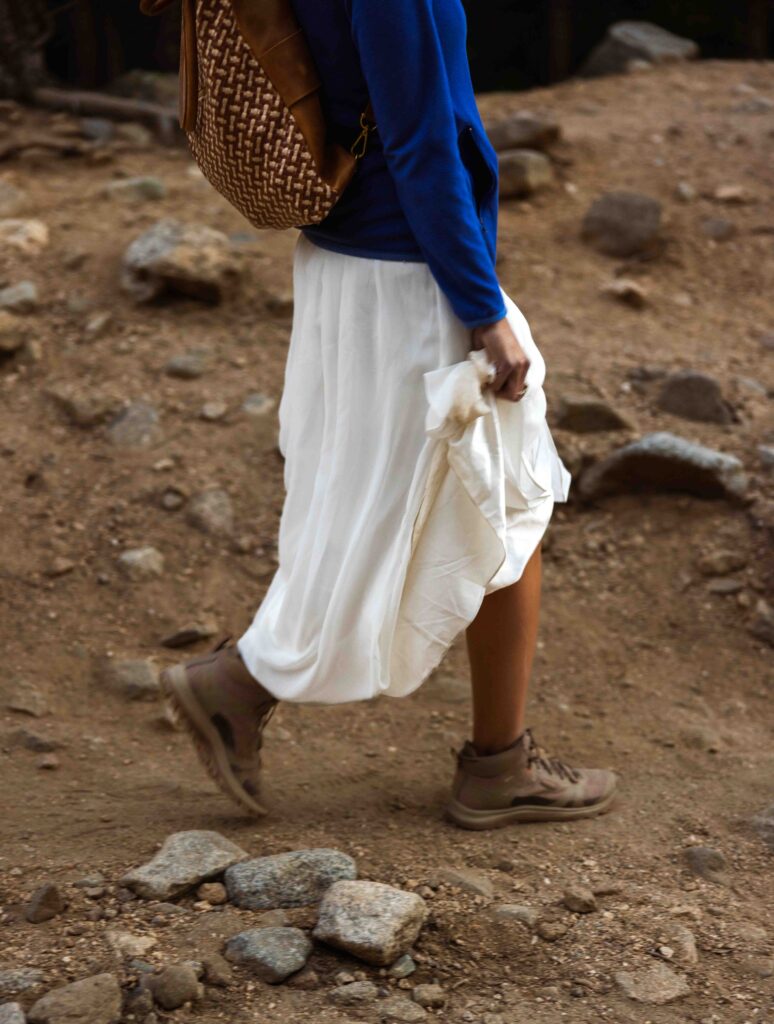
[0,0,51,99]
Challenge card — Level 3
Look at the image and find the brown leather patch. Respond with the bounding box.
[260,30,321,108]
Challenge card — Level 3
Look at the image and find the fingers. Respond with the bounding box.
[497,357,530,402]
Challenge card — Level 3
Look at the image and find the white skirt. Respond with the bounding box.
[237,233,571,705]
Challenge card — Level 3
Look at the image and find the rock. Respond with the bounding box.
[27,973,122,1024]
[751,804,774,851]
[535,919,568,942]
[160,621,217,648]
[555,395,634,433]
[484,112,560,152]
[201,953,232,987]
[7,728,60,753]
[97,658,159,702]
[680,725,721,752]
[498,149,553,198]
[684,845,728,883]
[0,311,27,354]
[656,370,734,424]
[36,754,59,771]
[242,393,275,417]
[145,965,201,1010]
[225,848,356,909]
[313,880,427,967]
[0,180,27,216]
[493,904,539,928]
[748,598,774,647]
[164,350,210,380]
[186,489,235,538]
[201,400,228,422]
[197,882,227,905]
[48,386,118,428]
[25,883,65,924]
[562,884,597,914]
[106,402,162,449]
[578,432,748,501]
[0,219,48,255]
[436,866,494,898]
[2,679,46,717]
[580,21,698,78]
[696,549,747,576]
[118,547,164,581]
[758,445,774,471]
[0,281,38,314]
[105,930,157,958]
[600,277,648,308]
[379,995,428,1023]
[264,288,294,318]
[614,962,690,1004]
[701,217,737,242]
[581,190,662,257]
[121,830,249,900]
[285,964,320,990]
[388,953,417,978]
[121,219,240,303]
[659,922,699,964]
[329,980,379,1005]
[84,311,112,338]
[103,177,166,202]
[224,927,312,984]
[412,983,445,1008]
[0,970,44,999]
[0,1003,25,1024]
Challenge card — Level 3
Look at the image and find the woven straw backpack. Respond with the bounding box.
[140,0,375,230]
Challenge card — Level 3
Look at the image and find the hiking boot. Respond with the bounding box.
[160,637,278,816]
[445,727,618,830]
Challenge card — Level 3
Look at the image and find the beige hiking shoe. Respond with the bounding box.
[160,637,278,816]
[445,727,618,830]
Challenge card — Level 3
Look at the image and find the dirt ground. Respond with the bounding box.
[1,58,773,1024]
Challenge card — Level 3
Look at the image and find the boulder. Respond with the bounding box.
[555,395,634,433]
[313,880,427,967]
[121,831,249,900]
[577,432,748,501]
[121,219,240,303]
[225,849,356,909]
[498,150,553,198]
[224,927,312,984]
[614,962,690,1004]
[484,112,560,152]
[656,370,734,424]
[580,21,698,78]
[27,974,121,1024]
[581,190,662,257]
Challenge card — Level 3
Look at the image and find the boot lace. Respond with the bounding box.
[524,728,581,783]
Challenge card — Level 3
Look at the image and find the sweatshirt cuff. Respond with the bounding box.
[462,301,508,330]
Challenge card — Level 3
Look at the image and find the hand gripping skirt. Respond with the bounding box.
[237,233,571,705]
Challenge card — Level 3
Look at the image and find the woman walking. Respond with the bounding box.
[161,0,618,829]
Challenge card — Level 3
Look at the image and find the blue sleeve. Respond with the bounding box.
[349,0,506,330]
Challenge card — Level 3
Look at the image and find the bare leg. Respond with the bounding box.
[466,541,542,755]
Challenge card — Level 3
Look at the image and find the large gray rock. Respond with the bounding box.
[24,884,65,924]
[225,849,356,909]
[186,489,235,538]
[0,1004,25,1024]
[144,965,202,1010]
[121,831,249,900]
[0,970,44,999]
[581,191,662,257]
[313,880,428,967]
[555,395,635,433]
[224,927,312,984]
[27,974,121,1024]
[106,402,162,449]
[498,150,553,198]
[96,658,159,702]
[485,112,560,153]
[121,219,240,303]
[656,371,734,424]
[379,995,428,1023]
[0,281,38,314]
[752,804,774,851]
[578,432,748,501]
[614,962,690,1004]
[580,21,699,78]
[0,311,27,355]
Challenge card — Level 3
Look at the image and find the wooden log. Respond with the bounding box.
[30,86,182,143]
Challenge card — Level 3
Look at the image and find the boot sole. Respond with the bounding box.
[160,664,269,818]
[444,787,618,831]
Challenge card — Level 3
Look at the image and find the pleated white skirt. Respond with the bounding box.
[237,233,571,704]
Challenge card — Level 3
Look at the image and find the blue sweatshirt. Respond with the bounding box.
[290,0,507,329]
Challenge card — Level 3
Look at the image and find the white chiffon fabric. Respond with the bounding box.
[237,233,571,704]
